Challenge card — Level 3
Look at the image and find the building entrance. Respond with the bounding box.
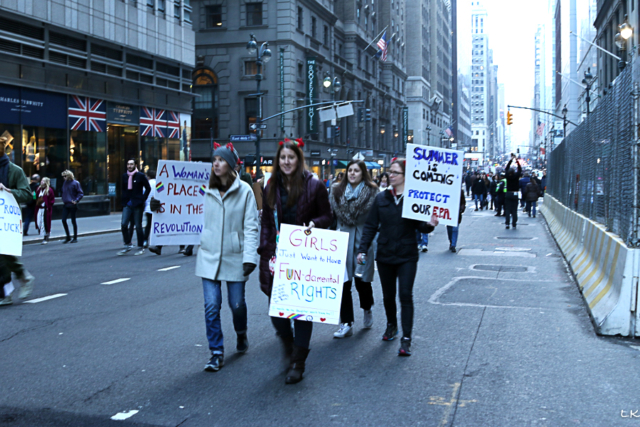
[107,125,139,211]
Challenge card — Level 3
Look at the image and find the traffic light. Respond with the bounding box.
[507,111,513,125]
[358,108,364,122]
[365,109,372,122]
[335,126,340,138]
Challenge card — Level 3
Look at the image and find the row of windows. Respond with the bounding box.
[203,3,263,28]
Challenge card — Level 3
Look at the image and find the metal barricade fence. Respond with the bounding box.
[548,66,636,245]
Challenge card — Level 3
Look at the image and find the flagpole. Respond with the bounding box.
[363,26,388,52]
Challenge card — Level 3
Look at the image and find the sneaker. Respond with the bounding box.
[70,238,78,243]
[398,337,412,356]
[420,245,428,253]
[118,245,133,256]
[382,323,398,341]
[134,248,145,256]
[333,323,353,338]
[143,241,148,248]
[0,295,13,306]
[18,273,35,299]
[204,353,224,372]
[41,240,48,245]
[149,246,162,255]
[237,333,249,354]
[363,309,373,329]
[178,247,186,254]
[450,246,457,253]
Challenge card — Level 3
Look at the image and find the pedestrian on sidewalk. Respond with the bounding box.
[464,172,473,197]
[196,143,259,373]
[524,178,541,218]
[447,189,466,253]
[118,159,150,256]
[494,173,506,216]
[258,139,332,384]
[504,154,523,229]
[519,171,531,211]
[61,170,84,244]
[35,177,55,245]
[143,169,156,248]
[489,174,497,210]
[358,158,439,357]
[329,159,378,339]
[23,174,40,236]
[471,173,486,211]
[0,136,35,306]
[235,161,253,187]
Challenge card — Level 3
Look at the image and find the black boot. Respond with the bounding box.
[285,345,310,385]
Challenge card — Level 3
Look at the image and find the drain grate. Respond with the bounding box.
[495,237,536,240]
[473,265,529,273]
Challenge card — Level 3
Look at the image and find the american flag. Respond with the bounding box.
[140,108,167,138]
[445,126,453,137]
[536,120,545,137]
[69,96,106,132]
[166,111,180,139]
[376,31,388,62]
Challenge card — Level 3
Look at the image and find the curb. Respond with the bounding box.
[23,229,120,246]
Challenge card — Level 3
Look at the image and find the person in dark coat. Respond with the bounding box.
[447,189,466,252]
[464,173,473,197]
[489,175,497,210]
[524,179,541,218]
[519,172,531,209]
[471,174,487,211]
[358,158,439,357]
[118,159,151,256]
[494,173,506,216]
[258,140,332,384]
[504,154,523,229]
[23,174,40,236]
[61,170,84,243]
[540,171,547,196]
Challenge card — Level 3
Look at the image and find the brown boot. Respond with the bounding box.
[285,345,310,384]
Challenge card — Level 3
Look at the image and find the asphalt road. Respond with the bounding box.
[2,198,640,427]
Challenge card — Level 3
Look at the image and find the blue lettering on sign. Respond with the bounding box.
[413,147,459,165]
[406,190,451,203]
[171,165,211,180]
[4,223,21,233]
[153,221,203,234]
[290,282,337,303]
[4,205,22,215]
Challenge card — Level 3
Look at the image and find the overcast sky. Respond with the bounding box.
[457,0,548,152]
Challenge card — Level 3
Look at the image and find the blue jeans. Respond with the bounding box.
[415,230,429,246]
[473,194,484,209]
[202,279,247,354]
[526,201,537,217]
[23,207,34,234]
[121,204,144,247]
[447,225,459,247]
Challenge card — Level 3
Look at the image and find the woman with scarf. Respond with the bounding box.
[358,158,439,357]
[258,139,332,384]
[329,160,378,338]
[35,177,55,244]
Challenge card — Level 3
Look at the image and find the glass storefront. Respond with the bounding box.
[70,131,107,196]
[140,136,165,173]
[17,127,66,196]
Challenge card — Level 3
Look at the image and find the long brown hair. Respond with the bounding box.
[209,166,236,190]
[332,160,377,201]
[266,142,306,209]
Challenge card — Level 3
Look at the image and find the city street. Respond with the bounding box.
[2,198,640,426]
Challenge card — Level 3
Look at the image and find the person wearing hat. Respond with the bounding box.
[195,143,259,372]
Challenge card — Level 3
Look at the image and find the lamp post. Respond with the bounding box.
[246,34,271,172]
[582,68,594,116]
[562,104,568,139]
[323,73,341,175]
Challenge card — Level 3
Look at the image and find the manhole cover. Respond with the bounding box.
[495,237,536,240]
[473,265,529,273]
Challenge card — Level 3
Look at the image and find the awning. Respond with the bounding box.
[336,160,349,168]
[366,161,381,169]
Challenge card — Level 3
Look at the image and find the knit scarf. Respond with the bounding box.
[344,181,365,201]
[127,168,138,190]
[0,154,9,187]
[330,183,376,227]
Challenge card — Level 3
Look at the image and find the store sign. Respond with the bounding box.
[306,57,318,134]
[312,160,321,166]
[107,102,139,125]
[261,158,274,166]
[0,85,65,129]
[310,150,321,157]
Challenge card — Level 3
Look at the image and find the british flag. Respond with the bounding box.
[69,96,106,132]
[140,107,167,137]
[166,111,180,139]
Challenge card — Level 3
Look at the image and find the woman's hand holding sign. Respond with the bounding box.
[428,211,439,227]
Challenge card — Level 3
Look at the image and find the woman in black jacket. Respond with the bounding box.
[358,159,439,357]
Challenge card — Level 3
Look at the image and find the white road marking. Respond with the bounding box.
[111,410,139,421]
[158,266,181,272]
[23,293,67,304]
[457,249,536,258]
[495,247,532,252]
[101,278,131,285]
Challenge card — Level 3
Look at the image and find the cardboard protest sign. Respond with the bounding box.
[402,144,464,227]
[269,225,349,325]
[150,160,212,247]
[0,190,23,256]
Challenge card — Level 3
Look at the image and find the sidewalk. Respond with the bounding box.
[23,213,122,245]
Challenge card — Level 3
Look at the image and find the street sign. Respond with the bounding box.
[250,124,268,130]
[108,182,116,196]
[230,135,257,142]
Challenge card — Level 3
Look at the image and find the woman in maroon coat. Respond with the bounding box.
[258,139,332,384]
[35,177,55,244]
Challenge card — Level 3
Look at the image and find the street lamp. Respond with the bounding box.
[582,67,594,116]
[620,15,633,41]
[562,104,568,138]
[323,74,342,175]
[247,34,272,171]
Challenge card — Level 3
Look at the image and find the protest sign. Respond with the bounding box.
[402,144,464,227]
[269,224,349,325]
[149,160,212,247]
[0,190,23,256]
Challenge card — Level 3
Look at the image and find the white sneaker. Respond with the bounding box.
[18,273,35,299]
[420,245,428,253]
[118,245,133,256]
[0,295,13,306]
[134,248,145,256]
[363,309,373,329]
[333,323,353,338]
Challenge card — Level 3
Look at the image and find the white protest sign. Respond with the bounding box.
[269,224,349,325]
[150,160,212,247]
[403,144,464,227]
[0,190,23,256]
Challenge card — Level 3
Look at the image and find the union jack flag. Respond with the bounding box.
[166,111,180,139]
[140,107,167,137]
[69,96,106,132]
[376,31,388,62]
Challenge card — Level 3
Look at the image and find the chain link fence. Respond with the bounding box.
[547,66,637,245]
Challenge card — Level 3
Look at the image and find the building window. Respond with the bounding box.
[244,61,258,76]
[323,25,329,45]
[297,7,303,30]
[206,5,222,27]
[311,17,317,38]
[246,2,262,26]
[192,68,219,139]
[245,98,259,134]
[298,62,303,79]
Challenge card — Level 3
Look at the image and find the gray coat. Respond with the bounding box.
[195,177,259,282]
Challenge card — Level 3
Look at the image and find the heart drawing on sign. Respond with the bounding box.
[320,318,326,322]
[279,312,284,316]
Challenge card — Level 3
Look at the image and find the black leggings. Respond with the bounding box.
[340,278,374,324]
[271,317,313,349]
[62,205,78,238]
[377,261,418,339]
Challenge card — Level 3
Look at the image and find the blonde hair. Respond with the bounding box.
[39,177,51,196]
[62,170,74,180]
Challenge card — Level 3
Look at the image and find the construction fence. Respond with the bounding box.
[547,66,638,245]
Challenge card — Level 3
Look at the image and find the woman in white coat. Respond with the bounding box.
[195,143,259,372]
[329,160,378,338]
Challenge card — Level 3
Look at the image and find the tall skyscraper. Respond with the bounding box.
[469,0,490,165]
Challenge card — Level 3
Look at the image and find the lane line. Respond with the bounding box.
[111,410,139,421]
[23,293,67,304]
[158,266,181,272]
[101,278,131,285]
